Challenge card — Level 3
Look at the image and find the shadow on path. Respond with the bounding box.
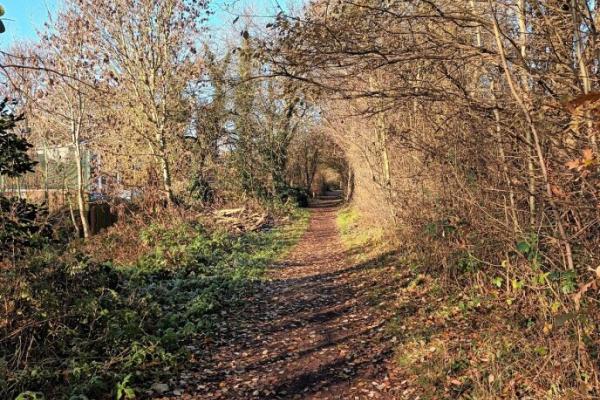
[162,196,404,399]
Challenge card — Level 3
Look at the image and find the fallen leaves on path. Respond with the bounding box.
[154,200,403,399]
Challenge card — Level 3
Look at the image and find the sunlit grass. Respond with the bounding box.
[270,208,310,261]
[336,206,384,260]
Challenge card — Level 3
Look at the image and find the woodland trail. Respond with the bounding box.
[160,194,403,399]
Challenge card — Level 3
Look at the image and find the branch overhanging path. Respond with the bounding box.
[159,195,402,399]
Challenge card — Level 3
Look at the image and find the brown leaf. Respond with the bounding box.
[565,159,581,170]
[551,185,567,198]
[573,280,597,312]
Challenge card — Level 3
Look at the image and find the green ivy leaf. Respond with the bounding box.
[516,241,530,254]
[492,276,503,288]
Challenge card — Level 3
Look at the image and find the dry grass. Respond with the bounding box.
[339,206,598,399]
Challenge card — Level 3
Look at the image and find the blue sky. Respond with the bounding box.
[0,0,304,49]
[0,0,58,47]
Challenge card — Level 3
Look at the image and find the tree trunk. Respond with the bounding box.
[492,97,520,233]
[571,0,597,152]
[73,129,91,239]
[65,181,80,237]
[345,169,354,202]
[156,129,175,204]
[43,142,49,204]
[516,0,537,229]
[378,115,391,187]
[491,5,574,270]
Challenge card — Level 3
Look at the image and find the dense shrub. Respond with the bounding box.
[0,197,51,261]
[280,187,310,208]
[0,100,51,262]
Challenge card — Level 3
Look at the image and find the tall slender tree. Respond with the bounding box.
[77,0,209,203]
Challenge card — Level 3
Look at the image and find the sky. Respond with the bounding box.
[0,0,57,47]
[0,0,304,49]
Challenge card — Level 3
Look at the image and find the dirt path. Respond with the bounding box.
[166,197,403,399]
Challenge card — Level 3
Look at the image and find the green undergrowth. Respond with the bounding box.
[1,208,309,400]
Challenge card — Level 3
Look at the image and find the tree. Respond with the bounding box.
[33,10,98,238]
[186,47,231,204]
[76,0,209,204]
[232,31,261,195]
